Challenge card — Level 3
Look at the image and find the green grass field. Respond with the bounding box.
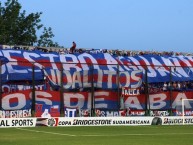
[0,125,193,145]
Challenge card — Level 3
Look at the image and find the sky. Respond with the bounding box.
[3,0,193,53]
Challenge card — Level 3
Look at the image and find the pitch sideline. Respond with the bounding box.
[16,128,77,137]
[16,127,193,137]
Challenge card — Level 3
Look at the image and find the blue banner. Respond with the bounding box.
[0,49,193,88]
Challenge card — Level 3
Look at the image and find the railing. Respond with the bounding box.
[0,60,193,118]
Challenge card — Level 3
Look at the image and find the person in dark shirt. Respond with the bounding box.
[70,41,76,53]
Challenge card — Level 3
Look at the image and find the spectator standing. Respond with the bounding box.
[177,82,181,91]
[172,82,177,91]
[70,41,76,53]
[163,82,167,91]
[182,82,187,92]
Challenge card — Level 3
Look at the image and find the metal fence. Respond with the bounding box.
[0,61,193,117]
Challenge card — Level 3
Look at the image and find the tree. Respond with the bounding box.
[0,0,59,47]
[38,27,56,47]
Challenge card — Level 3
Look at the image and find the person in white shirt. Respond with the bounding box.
[41,109,51,118]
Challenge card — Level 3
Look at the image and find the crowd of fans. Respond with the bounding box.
[145,81,193,94]
[1,44,193,118]
[1,43,193,93]
[1,44,193,57]
[1,44,193,90]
